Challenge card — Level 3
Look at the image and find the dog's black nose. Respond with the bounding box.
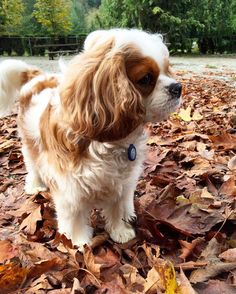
[168,83,182,99]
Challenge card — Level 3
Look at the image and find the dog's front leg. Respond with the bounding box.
[54,196,93,251]
[103,186,136,243]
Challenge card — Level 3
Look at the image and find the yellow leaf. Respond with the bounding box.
[176,195,190,205]
[192,110,203,121]
[156,260,180,294]
[177,106,192,122]
[164,262,179,294]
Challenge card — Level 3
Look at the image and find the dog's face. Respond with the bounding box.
[60,29,181,142]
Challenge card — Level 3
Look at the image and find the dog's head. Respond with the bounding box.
[60,29,181,142]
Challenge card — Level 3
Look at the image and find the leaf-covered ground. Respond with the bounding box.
[0,67,236,293]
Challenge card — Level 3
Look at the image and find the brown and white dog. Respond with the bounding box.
[0,29,181,250]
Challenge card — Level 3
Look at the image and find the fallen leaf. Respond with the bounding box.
[190,262,236,283]
[144,266,162,293]
[178,268,196,293]
[209,132,236,150]
[83,245,101,279]
[0,240,18,263]
[71,277,85,294]
[219,248,236,262]
[193,279,236,294]
[179,238,203,260]
[178,106,192,122]
[0,263,29,294]
[228,155,236,170]
[19,205,42,234]
[192,110,203,121]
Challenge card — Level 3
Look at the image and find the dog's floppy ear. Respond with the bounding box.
[60,39,145,142]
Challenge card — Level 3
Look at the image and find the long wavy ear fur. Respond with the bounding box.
[60,39,145,142]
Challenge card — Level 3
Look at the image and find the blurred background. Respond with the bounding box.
[0,0,236,56]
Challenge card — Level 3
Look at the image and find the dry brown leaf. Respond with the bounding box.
[193,279,236,294]
[200,187,214,199]
[219,176,236,198]
[209,132,236,150]
[71,277,85,294]
[27,258,65,281]
[83,245,101,279]
[0,240,18,263]
[178,268,196,294]
[179,238,203,260]
[144,266,162,293]
[228,155,236,170]
[219,248,236,262]
[19,205,42,234]
[190,262,236,283]
[199,238,221,261]
[91,232,109,249]
[25,274,53,293]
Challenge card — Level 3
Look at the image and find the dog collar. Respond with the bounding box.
[128,144,136,161]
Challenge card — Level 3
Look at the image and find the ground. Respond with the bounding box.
[0,56,236,293]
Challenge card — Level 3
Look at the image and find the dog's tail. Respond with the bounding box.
[0,59,40,118]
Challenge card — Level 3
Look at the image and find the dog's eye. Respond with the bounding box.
[137,73,153,86]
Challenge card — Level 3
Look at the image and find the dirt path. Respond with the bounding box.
[0,55,235,83]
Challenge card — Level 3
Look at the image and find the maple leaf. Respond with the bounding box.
[177,106,203,122]
[19,204,42,234]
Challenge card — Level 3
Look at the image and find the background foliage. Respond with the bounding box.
[0,0,236,54]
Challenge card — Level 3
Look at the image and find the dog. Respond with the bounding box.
[0,29,182,250]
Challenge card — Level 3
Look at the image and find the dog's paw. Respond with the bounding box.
[24,184,48,195]
[109,224,136,244]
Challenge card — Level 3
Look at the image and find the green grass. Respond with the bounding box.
[205,64,218,69]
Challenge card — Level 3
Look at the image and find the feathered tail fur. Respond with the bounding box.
[0,59,33,118]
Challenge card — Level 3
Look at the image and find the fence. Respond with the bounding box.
[0,35,87,56]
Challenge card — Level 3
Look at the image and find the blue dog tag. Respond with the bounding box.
[128,144,136,161]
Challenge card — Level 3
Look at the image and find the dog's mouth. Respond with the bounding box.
[156,96,182,122]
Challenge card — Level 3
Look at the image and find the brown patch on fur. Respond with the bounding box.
[126,54,160,97]
[21,69,42,85]
[60,40,146,143]
[20,76,58,112]
[39,104,90,172]
[18,75,60,176]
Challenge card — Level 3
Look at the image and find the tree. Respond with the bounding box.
[96,0,236,53]
[97,0,202,52]
[70,0,88,34]
[0,0,24,35]
[19,0,44,36]
[33,0,72,36]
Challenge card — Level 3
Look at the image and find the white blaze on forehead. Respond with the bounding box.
[84,29,169,73]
